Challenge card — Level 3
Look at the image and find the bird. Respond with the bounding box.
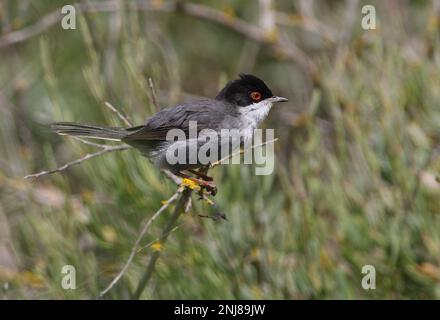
[50,74,287,195]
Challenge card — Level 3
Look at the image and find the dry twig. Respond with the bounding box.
[104,101,133,127]
[211,138,278,167]
[99,188,183,297]
[24,144,131,179]
[148,78,160,111]
[132,188,192,299]
[70,136,109,149]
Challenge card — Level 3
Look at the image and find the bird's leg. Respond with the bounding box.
[187,169,213,181]
[175,171,217,196]
[194,164,215,197]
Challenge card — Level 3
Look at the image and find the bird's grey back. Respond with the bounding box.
[144,99,240,132]
[124,99,241,141]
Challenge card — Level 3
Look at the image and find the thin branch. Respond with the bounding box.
[132,188,192,299]
[211,138,278,167]
[185,197,192,213]
[99,188,182,297]
[0,9,63,48]
[137,224,182,253]
[161,169,182,185]
[104,101,133,127]
[148,78,160,111]
[70,136,109,149]
[24,145,131,179]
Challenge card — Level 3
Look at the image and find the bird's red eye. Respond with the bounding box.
[250,91,262,101]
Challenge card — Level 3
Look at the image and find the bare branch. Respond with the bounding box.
[132,188,192,299]
[0,9,63,48]
[161,169,182,185]
[148,78,160,111]
[99,188,182,297]
[104,101,133,127]
[211,138,278,167]
[70,136,109,149]
[137,224,182,254]
[24,145,131,179]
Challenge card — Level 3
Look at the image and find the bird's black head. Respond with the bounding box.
[216,74,286,107]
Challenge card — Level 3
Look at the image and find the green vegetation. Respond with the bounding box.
[0,0,439,299]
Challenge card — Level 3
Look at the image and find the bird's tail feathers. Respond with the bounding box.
[50,122,126,141]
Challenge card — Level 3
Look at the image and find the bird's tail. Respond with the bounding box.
[50,122,127,141]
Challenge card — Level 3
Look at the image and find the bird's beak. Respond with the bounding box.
[270,96,288,103]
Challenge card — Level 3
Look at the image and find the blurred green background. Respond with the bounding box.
[1,0,440,299]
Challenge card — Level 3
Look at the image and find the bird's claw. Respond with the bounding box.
[199,181,217,196]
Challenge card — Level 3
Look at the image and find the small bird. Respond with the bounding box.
[51,74,287,194]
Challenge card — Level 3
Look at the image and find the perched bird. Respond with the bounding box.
[51,74,287,194]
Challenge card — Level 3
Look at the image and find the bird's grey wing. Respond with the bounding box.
[123,100,233,142]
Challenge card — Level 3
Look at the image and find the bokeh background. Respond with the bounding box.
[1,0,440,299]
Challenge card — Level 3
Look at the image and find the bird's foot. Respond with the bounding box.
[198,180,217,196]
[188,169,213,182]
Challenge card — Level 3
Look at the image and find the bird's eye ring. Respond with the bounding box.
[250,91,262,101]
